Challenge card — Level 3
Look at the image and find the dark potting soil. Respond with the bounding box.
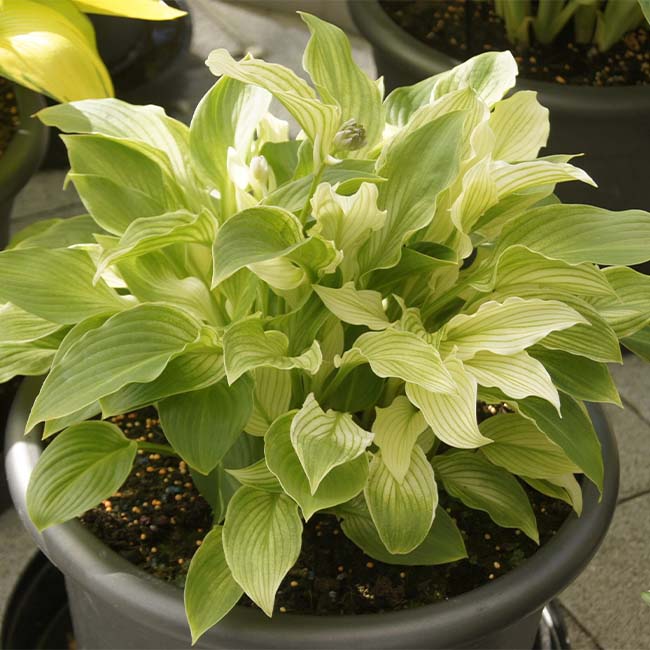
[380,0,650,86]
[80,407,571,615]
[0,77,19,158]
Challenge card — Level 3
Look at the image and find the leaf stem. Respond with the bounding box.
[137,441,180,457]
[299,163,325,224]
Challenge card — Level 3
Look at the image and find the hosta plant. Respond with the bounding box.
[0,0,185,103]
[3,13,650,644]
[495,0,650,52]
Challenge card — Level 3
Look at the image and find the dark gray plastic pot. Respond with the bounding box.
[0,84,48,249]
[6,378,619,649]
[348,0,650,212]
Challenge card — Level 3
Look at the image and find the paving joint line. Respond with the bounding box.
[618,488,650,506]
[559,602,606,650]
[619,395,650,429]
[11,201,84,225]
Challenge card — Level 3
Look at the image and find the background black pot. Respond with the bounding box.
[6,378,619,649]
[348,0,650,213]
[0,84,48,249]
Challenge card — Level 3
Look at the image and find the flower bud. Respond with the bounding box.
[333,118,367,152]
[250,155,269,184]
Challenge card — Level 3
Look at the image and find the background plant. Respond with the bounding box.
[494,0,650,51]
[0,0,185,102]
[2,14,650,643]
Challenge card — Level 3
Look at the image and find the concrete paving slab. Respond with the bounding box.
[558,604,602,650]
[559,494,650,649]
[612,355,650,426]
[601,403,650,501]
[0,508,37,633]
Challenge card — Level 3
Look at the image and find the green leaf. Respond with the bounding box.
[264,160,384,213]
[245,367,292,436]
[497,204,650,265]
[290,394,373,493]
[265,412,368,519]
[38,98,192,188]
[405,357,492,448]
[433,451,539,542]
[491,159,595,198]
[0,338,60,384]
[260,141,300,186]
[300,12,384,153]
[72,0,186,20]
[364,447,438,554]
[0,304,61,344]
[223,317,322,384]
[463,350,560,410]
[64,134,184,234]
[339,501,466,566]
[522,475,583,516]
[516,393,604,491]
[431,50,518,106]
[529,347,621,406]
[206,49,341,165]
[190,76,270,198]
[472,245,615,298]
[184,526,243,644]
[26,421,137,531]
[0,248,129,324]
[100,343,225,417]
[347,328,454,393]
[211,206,303,287]
[372,395,428,482]
[490,91,549,162]
[358,112,465,275]
[117,253,222,326]
[222,487,302,617]
[96,209,217,279]
[158,377,253,475]
[590,267,650,337]
[313,282,389,330]
[622,325,650,362]
[9,214,103,250]
[28,304,201,427]
[326,364,385,413]
[68,174,166,235]
[479,413,580,478]
[226,460,282,493]
[442,297,586,360]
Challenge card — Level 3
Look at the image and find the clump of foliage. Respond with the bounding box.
[2,13,650,643]
[495,0,650,52]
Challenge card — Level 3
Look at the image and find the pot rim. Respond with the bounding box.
[0,83,48,206]
[5,377,619,647]
[347,0,650,112]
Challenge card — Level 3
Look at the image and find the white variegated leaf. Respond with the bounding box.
[265,412,368,519]
[223,317,322,384]
[463,350,560,410]
[490,91,549,162]
[245,367,293,436]
[222,487,302,617]
[442,297,586,360]
[290,393,373,493]
[206,49,341,164]
[405,357,492,449]
[364,447,438,554]
[479,413,580,478]
[372,395,428,482]
[351,329,454,393]
[313,282,389,330]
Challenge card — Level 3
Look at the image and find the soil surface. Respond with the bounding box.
[380,0,650,86]
[80,405,571,615]
[0,77,19,158]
